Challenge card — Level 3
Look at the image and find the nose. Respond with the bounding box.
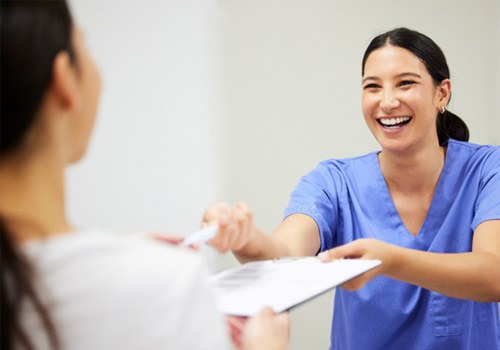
[380,89,399,111]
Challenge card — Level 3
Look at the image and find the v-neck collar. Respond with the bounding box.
[371,142,454,242]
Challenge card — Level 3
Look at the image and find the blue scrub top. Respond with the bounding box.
[284,139,500,350]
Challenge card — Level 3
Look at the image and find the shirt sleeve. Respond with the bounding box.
[284,161,343,251]
[472,147,500,230]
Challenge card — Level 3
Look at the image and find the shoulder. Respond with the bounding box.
[289,152,379,202]
[25,229,202,277]
[23,230,225,348]
[305,151,379,182]
[27,229,206,297]
[448,139,500,157]
[448,139,500,171]
[318,151,378,167]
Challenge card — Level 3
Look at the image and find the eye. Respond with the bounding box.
[398,80,416,87]
[363,83,380,90]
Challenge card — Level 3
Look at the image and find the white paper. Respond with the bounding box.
[209,257,381,316]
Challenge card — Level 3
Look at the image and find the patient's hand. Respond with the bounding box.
[242,307,290,350]
[131,231,200,251]
[227,308,290,350]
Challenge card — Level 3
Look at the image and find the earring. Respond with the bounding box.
[439,106,446,114]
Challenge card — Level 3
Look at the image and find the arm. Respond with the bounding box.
[320,219,500,302]
[202,202,320,263]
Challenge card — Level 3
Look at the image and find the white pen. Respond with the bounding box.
[182,225,219,247]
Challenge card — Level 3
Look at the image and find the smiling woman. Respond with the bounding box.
[361,27,469,148]
[362,45,450,156]
[201,27,500,350]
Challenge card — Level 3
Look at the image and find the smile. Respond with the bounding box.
[377,116,412,128]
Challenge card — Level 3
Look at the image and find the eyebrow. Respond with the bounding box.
[362,72,422,84]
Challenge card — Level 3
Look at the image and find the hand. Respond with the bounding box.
[226,315,248,350]
[241,307,290,350]
[201,201,255,253]
[136,232,200,251]
[318,238,397,290]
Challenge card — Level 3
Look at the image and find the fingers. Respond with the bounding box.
[201,201,230,227]
[147,233,184,245]
[318,241,359,261]
[233,202,254,250]
[318,238,378,261]
[226,315,248,350]
[266,308,290,333]
[318,238,385,291]
[255,307,290,333]
[242,308,290,350]
[339,268,379,291]
[202,201,255,253]
[132,231,189,246]
[227,315,248,333]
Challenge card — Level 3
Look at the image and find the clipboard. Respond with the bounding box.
[209,257,381,316]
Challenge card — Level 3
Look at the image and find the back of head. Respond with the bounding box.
[1,2,73,349]
[1,0,75,154]
[361,27,469,145]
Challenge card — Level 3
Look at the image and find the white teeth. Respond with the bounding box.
[379,116,411,126]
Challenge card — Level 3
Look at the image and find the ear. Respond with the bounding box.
[49,51,81,112]
[436,78,451,107]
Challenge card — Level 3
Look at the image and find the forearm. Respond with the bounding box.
[233,214,321,263]
[389,247,500,302]
[233,227,291,263]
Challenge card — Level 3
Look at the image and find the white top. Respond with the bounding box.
[21,229,229,350]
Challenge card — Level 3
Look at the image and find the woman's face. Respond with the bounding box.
[67,27,101,163]
[361,44,448,154]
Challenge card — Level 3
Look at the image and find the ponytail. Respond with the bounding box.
[436,110,470,146]
[0,220,59,350]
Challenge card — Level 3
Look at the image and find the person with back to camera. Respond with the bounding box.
[0,1,290,349]
[202,27,500,349]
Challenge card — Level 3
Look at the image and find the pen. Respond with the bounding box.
[182,225,218,246]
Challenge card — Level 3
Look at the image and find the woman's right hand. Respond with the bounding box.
[201,201,255,253]
[241,307,290,350]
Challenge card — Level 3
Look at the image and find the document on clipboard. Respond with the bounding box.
[209,257,381,316]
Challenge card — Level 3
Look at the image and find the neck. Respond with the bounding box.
[379,143,446,194]
[0,148,72,243]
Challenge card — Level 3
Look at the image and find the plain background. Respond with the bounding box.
[68,1,499,349]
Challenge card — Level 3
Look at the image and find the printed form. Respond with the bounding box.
[209,257,381,316]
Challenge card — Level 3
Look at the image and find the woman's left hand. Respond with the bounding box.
[318,238,399,291]
[132,231,201,251]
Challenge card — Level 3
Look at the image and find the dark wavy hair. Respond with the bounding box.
[1,1,75,349]
[361,27,469,145]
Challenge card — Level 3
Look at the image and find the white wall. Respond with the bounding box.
[67,0,223,236]
[67,1,499,349]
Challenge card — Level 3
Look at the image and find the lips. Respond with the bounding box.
[377,116,412,128]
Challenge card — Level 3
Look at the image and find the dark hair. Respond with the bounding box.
[1,0,75,153]
[361,27,469,145]
[1,1,75,349]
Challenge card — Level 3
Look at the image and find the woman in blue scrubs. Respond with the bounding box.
[203,28,500,349]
